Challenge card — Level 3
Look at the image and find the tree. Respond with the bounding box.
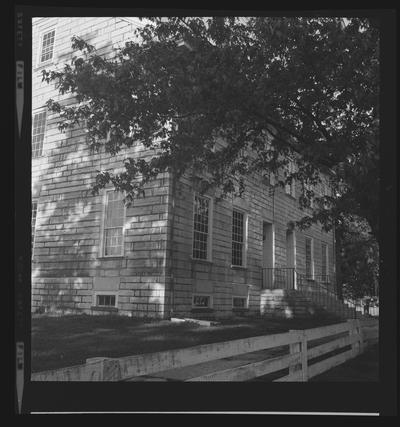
[42,16,379,240]
[338,216,379,300]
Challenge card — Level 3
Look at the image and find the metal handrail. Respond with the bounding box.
[261,267,296,290]
[297,274,337,297]
[261,268,357,319]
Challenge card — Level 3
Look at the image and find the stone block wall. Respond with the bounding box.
[32,17,170,318]
[168,168,336,319]
[32,17,337,319]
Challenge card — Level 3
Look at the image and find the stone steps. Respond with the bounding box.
[260,288,357,320]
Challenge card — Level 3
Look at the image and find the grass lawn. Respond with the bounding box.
[310,342,379,382]
[31,313,340,373]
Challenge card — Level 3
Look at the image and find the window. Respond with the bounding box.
[40,29,55,63]
[192,195,212,260]
[304,181,314,208]
[305,237,314,279]
[192,294,212,308]
[232,296,248,309]
[232,209,247,267]
[263,171,276,187]
[96,294,116,307]
[284,160,296,197]
[32,111,47,158]
[321,242,329,281]
[32,201,38,252]
[102,191,125,257]
[322,180,330,209]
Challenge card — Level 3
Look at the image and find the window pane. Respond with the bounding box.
[40,30,55,62]
[97,294,116,307]
[32,201,38,251]
[32,111,46,158]
[104,228,123,256]
[103,191,125,256]
[233,297,246,308]
[193,295,210,307]
[232,210,244,266]
[305,238,312,278]
[105,191,124,227]
[321,243,327,279]
[193,195,210,259]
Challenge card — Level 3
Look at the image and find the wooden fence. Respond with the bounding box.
[31,318,378,382]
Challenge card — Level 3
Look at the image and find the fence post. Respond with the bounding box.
[355,319,364,354]
[300,330,308,381]
[347,319,362,358]
[289,330,305,381]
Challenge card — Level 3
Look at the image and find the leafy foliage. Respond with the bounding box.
[338,217,379,299]
[42,17,379,239]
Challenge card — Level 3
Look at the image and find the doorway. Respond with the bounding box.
[262,222,274,287]
[286,229,297,289]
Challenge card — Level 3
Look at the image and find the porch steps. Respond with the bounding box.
[260,288,357,320]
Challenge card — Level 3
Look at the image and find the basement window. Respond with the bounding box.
[192,294,212,309]
[96,294,116,307]
[232,296,248,309]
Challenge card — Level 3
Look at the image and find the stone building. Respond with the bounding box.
[32,17,350,320]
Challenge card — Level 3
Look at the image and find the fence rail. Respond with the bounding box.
[31,319,378,382]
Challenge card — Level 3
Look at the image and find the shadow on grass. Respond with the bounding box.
[32,313,341,373]
[310,343,379,382]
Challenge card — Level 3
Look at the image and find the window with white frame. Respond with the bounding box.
[304,181,314,208]
[322,180,330,209]
[192,195,212,260]
[321,242,329,282]
[102,191,125,257]
[95,293,117,308]
[232,209,247,267]
[32,201,38,252]
[40,29,56,63]
[263,171,276,187]
[32,111,47,158]
[192,294,212,308]
[305,237,314,279]
[232,296,248,309]
[284,160,296,197]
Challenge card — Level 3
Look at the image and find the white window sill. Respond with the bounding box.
[190,257,213,264]
[97,255,125,260]
[231,265,248,270]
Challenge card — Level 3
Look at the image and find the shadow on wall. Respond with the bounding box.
[32,118,99,314]
[32,32,170,317]
[32,116,166,317]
